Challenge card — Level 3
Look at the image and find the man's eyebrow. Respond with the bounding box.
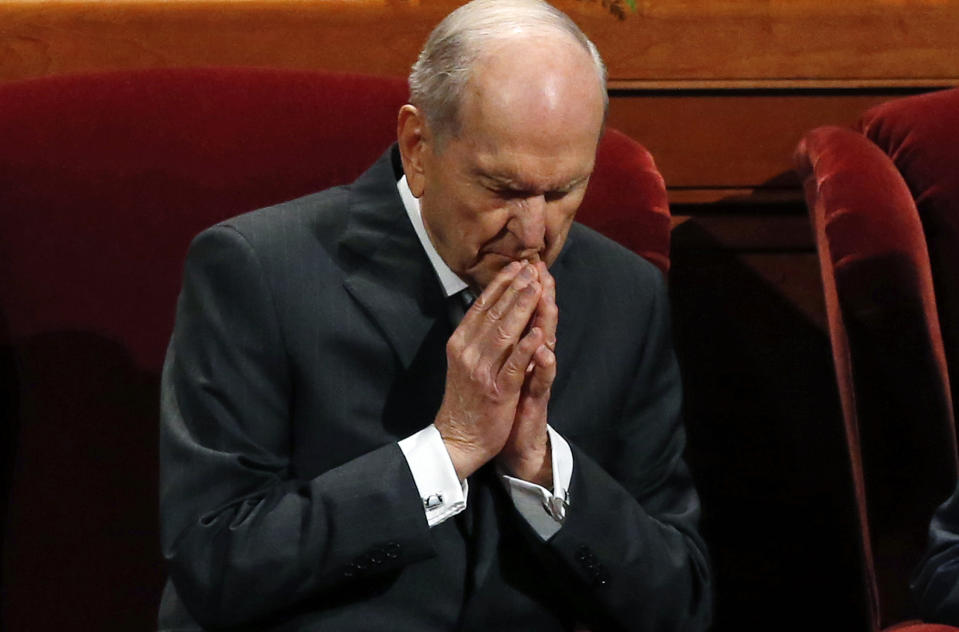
[559,174,591,191]
[478,171,589,193]
[477,171,520,188]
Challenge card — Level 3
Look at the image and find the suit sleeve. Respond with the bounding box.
[533,270,711,632]
[159,225,434,628]
[913,481,959,625]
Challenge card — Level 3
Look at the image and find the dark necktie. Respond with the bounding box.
[446,289,475,328]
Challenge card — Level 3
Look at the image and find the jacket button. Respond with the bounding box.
[589,564,609,586]
[576,545,597,567]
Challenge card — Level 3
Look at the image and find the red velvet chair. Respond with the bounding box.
[0,67,671,630]
[860,89,959,435]
[795,88,959,632]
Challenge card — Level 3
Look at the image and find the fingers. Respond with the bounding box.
[461,260,522,326]
[499,325,546,391]
[437,260,559,483]
[484,264,538,331]
[500,340,555,487]
[531,261,557,349]
[524,343,556,399]
[457,261,535,339]
[453,261,543,375]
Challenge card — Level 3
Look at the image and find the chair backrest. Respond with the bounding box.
[582,127,671,273]
[795,124,958,630]
[0,67,670,630]
[860,88,959,438]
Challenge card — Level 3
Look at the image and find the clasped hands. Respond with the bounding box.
[436,260,558,489]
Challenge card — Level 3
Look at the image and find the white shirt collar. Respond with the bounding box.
[398,175,469,298]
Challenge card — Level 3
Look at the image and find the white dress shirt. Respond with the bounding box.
[395,175,573,541]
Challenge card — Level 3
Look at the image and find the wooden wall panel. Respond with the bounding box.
[608,89,931,203]
[600,0,959,85]
[2,0,959,86]
[0,1,438,83]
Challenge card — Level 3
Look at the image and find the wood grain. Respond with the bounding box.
[608,90,928,192]
[2,0,959,84]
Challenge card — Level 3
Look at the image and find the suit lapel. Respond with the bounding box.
[339,145,448,370]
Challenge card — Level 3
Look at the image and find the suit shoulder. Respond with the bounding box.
[182,186,355,299]
[555,223,668,342]
[565,222,664,286]
[184,186,350,270]
[218,186,349,244]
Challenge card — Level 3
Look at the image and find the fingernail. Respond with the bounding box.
[520,264,535,280]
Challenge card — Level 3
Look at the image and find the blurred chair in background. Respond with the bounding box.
[859,89,959,425]
[795,87,959,632]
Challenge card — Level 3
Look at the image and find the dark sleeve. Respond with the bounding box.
[159,225,434,628]
[913,481,959,625]
[540,270,711,632]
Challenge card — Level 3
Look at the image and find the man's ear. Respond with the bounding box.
[397,104,429,198]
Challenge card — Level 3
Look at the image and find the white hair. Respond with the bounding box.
[408,0,608,141]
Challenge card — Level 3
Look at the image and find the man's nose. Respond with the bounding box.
[513,195,547,251]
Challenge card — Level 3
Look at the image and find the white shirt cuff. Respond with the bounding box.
[398,424,468,528]
[499,425,573,541]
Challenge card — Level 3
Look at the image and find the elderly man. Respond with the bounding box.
[158,1,711,630]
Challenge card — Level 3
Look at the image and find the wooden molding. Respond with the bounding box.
[2,1,959,84]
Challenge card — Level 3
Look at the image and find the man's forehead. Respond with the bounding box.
[462,36,603,124]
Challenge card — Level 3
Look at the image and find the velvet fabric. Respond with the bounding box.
[860,88,959,441]
[0,67,671,630]
[887,624,959,632]
[795,125,958,632]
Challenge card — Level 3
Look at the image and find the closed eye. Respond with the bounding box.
[489,186,527,200]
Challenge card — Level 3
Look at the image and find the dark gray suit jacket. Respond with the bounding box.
[914,481,959,624]
[158,147,711,631]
